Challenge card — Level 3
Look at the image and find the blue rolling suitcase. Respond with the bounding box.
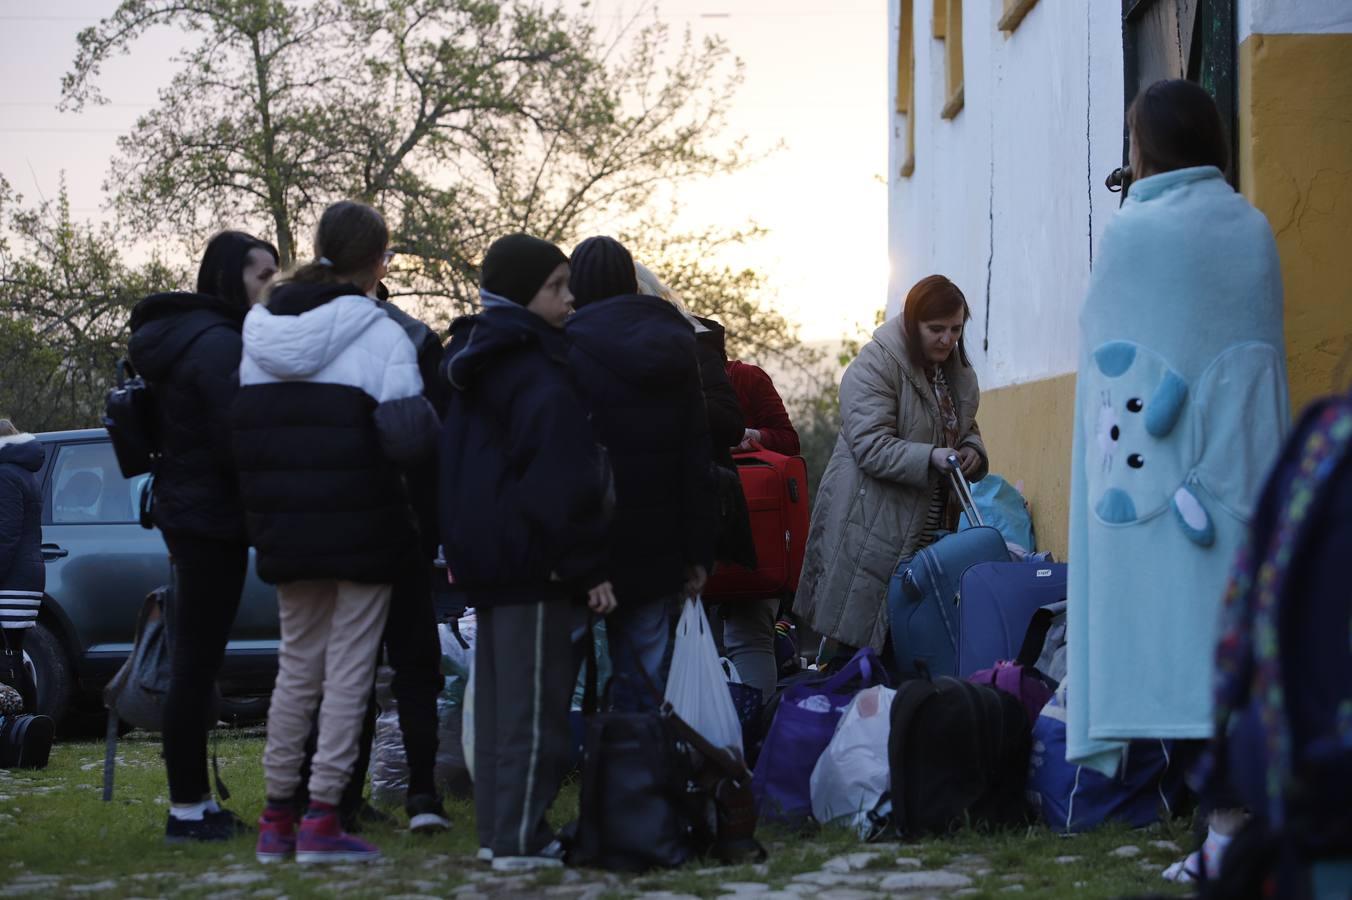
[887,460,1010,680]
[956,562,1068,679]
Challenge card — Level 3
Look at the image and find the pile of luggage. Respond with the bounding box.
[746,568,1188,839]
[744,464,1185,840]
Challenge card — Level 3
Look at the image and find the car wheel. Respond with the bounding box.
[24,622,74,726]
[218,694,271,726]
[58,699,133,740]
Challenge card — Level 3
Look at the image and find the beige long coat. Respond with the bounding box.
[793,320,988,650]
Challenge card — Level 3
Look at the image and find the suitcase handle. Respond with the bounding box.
[945,455,983,528]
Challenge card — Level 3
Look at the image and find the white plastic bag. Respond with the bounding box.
[664,598,744,757]
[462,662,475,782]
[436,615,474,794]
[370,614,477,799]
[368,664,407,805]
[454,612,478,783]
[809,685,897,831]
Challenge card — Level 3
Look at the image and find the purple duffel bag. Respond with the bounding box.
[967,660,1053,726]
[751,648,890,822]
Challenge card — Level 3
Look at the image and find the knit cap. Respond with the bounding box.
[569,236,638,309]
[480,234,569,306]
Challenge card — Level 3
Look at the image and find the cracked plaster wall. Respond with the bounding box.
[886,0,1124,391]
[1240,26,1352,411]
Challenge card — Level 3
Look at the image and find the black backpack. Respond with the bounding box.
[887,676,1032,837]
[103,358,159,479]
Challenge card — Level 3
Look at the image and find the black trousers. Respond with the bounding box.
[473,591,576,856]
[298,560,443,811]
[160,532,248,805]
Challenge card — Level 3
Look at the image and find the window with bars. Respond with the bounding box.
[1122,0,1237,182]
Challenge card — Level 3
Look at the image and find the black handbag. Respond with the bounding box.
[569,708,702,871]
[566,625,765,871]
[103,358,159,479]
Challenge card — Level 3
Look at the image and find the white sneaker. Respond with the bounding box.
[490,840,565,872]
[1162,851,1203,883]
[405,794,452,835]
[476,847,494,863]
[491,855,564,872]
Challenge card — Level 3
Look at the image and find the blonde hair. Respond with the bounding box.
[0,419,17,438]
[634,261,698,325]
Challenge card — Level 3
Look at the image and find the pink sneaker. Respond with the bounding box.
[256,807,297,864]
[296,808,381,865]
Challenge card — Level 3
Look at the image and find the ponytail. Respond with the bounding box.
[278,201,388,289]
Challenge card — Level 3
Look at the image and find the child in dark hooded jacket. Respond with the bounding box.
[439,233,615,871]
[565,236,717,715]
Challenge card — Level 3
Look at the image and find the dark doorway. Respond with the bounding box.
[1122,0,1238,184]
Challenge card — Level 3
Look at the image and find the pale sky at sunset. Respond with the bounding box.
[0,0,886,342]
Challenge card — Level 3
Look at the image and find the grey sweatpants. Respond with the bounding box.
[473,591,575,857]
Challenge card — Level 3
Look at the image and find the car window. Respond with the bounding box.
[48,442,141,524]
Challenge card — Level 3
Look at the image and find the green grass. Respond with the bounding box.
[0,729,1198,898]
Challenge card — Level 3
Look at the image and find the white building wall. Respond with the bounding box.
[887,0,1125,391]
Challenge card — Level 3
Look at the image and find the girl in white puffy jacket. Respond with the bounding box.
[231,200,439,865]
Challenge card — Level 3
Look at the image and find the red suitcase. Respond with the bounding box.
[705,449,810,602]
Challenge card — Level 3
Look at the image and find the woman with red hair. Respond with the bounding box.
[793,275,988,657]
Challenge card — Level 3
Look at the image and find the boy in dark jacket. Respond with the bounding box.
[566,236,717,714]
[439,233,615,871]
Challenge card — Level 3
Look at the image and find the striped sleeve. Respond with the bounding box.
[0,591,42,629]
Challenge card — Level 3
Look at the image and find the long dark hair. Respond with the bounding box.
[282,200,388,288]
[902,274,971,369]
[1129,79,1229,177]
[196,231,279,308]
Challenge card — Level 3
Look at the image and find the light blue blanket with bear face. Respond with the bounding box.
[1067,166,1289,776]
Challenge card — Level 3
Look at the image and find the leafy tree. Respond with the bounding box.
[63,0,746,316]
[621,219,819,364]
[37,0,860,440]
[0,178,182,431]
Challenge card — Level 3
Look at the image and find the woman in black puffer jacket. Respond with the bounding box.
[127,230,278,843]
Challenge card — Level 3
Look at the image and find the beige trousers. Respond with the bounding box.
[262,580,391,806]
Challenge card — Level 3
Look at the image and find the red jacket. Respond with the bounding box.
[725,361,801,456]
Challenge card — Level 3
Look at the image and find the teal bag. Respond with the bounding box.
[958,475,1035,552]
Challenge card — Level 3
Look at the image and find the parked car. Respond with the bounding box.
[24,428,279,731]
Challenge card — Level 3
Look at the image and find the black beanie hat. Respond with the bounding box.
[569,236,638,309]
[480,233,569,306]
